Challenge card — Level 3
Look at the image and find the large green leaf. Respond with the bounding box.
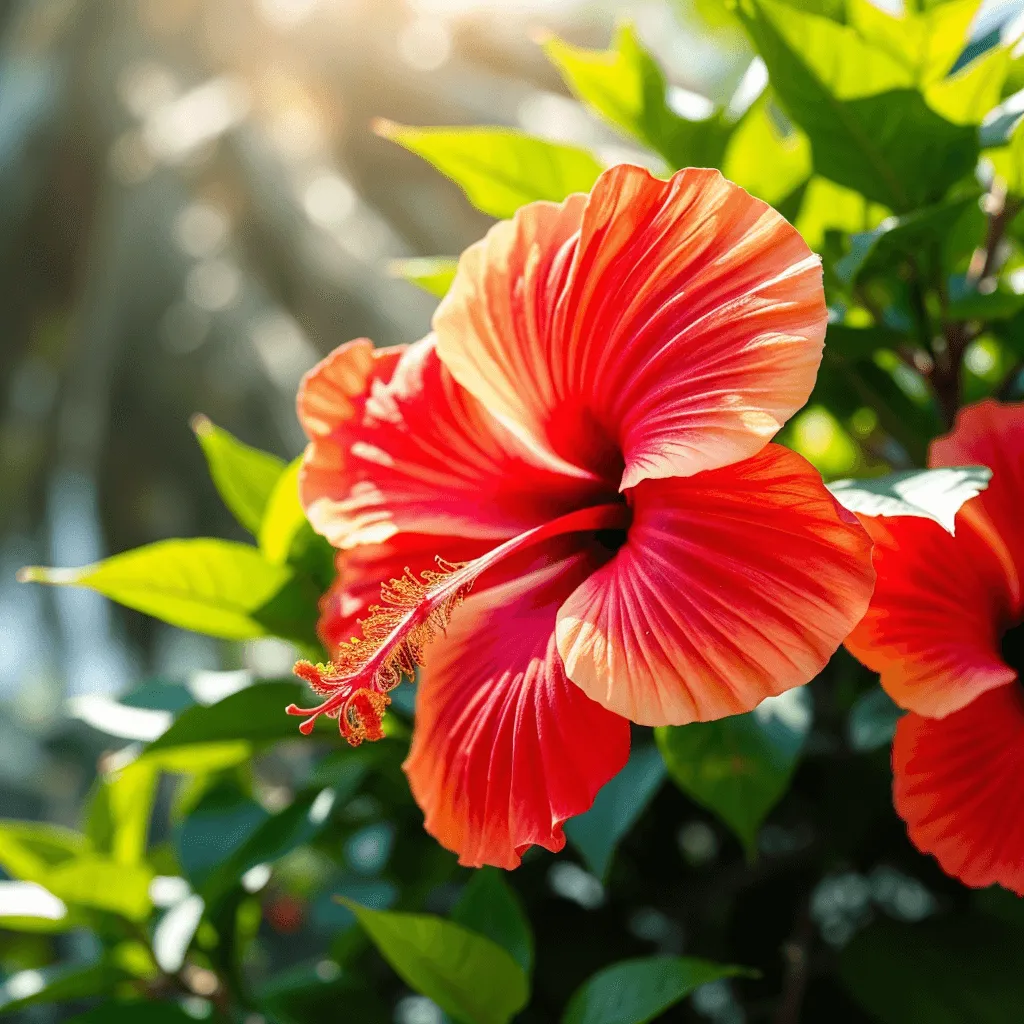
[737,0,978,210]
[0,822,86,885]
[452,868,534,975]
[655,689,812,857]
[542,23,733,169]
[564,744,666,882]
[562,956,752,1024]
[344,900,529,1024]
[376,122,604,219]
[19,539,319,645]
[389,256,459,299]
[841,918,1024,1023]
[84,760,158,868]
[721,93,811,206]
[45,856,154,921]
[827,466,992,533]
[192,415,287,535]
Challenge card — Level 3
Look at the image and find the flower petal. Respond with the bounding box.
[434,164,826,491]
[298,336,610,549]
[556,445,874,726]
[844,513,1016,718]
[404,552,631,869]
[930,398,1024,613]
[894,687,1024,895]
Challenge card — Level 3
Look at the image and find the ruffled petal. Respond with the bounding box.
[298,336,610,549]
[317,534,491,658]
[930,399,1024,615]
[844,513,1016,718]
[893,687,1024,895]
[434,164,826,491]
[556,445,873,726]
[404,552,631,869]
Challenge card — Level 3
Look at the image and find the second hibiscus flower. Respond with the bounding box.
[290,164,876,868]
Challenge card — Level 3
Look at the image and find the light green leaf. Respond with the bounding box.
[344,900,529,1024]
[562,956,753,1024]
[191,415,287,535]
[389,256,459,299]
[827,466,992,533]
[542,22,732,169]
[376,121,604,219]
[794,176,890,252]
[86,760,159,867]
[737,0,978,210]
[722,94,811,206]
[926,46,1010,126]
[0,880,73,933]
[19,538,319,644]
[655,689,812,857]
[0,822,86,885]
[564,745,666,882]
[45,856,154,921]
[846,0,980,85]
[452,868,534,975]
[989,113,1024,196]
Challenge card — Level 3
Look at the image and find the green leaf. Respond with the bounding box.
[258,458,336,590]
[794,176,889,252]
[841,918,1024,1023]
[452,869,534,975]
[45,856,154,921]
[721,94,811,206]
[562,955,753,1024]
[191,415,287,535]
[655,689,812,857]
[834,194,981,285]
[989,114,1024,196]
[0,880,74,933]
[146,681,327,753]
[0,822,86,884]
[926,46,1010,126]
[827,466,992,533]
[376,122,604,219]
[0,962,128,1013]
[343,900,529,1024]
[389,256,459,299]
[19,538,319,645]
[564,744,666,882]
[846,0,980,85]
[737,0,978,210]
[86,760,159,867]
[542,22,732,169]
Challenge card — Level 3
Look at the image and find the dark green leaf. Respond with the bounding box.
[847,687,904,752]
[146,681,326,753]
[191,415,287,534]
[655,689,812,857]
[0,961,128,1013]
[376,122,604,218]
[827,466,992,533]
[19,539,320,645]
[452,868,533,974]
[542,23,733,168]
[343,900,529,1024]
[68,1006,222,1024]
[564,744,666,881]
[841,918,1024,1023]
[562,955,753,1024]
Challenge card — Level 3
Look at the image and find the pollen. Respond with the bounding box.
[287,557,472,745]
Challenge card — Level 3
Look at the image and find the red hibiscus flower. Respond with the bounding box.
[846,399,1024,894]
[290,164,875,869]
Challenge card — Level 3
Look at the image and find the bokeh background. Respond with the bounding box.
[4,1,1024,1021]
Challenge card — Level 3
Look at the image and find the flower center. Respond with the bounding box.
[288,501,631,745]
[1001,620,1024,678]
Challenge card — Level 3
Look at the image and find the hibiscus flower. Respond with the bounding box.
[290,164,875,869]
[846,399,1024,894]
